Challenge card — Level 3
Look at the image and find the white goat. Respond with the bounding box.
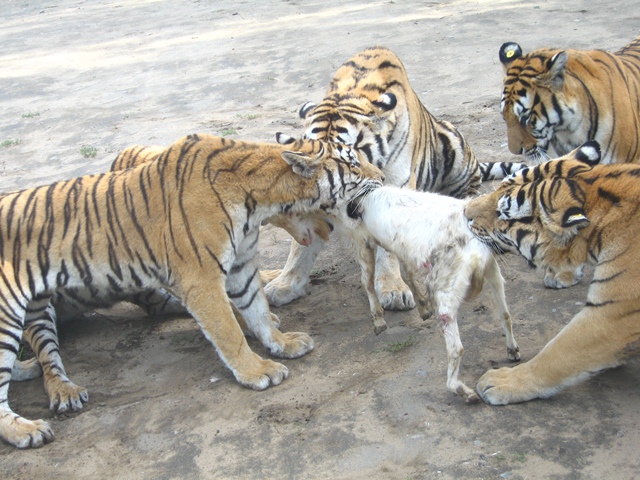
[348,186,520,402]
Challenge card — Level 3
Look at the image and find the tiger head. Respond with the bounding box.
[499,42,570,163]
[276,133,384,215]
[295,92,399,170]
[464,141,601,271]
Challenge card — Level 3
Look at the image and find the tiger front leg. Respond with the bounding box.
[0,308,55,448]
[228,262,314,359]
[375,247,416,311]
[477,305,639,405]
[22,303,88,414]
[184,279,290,390]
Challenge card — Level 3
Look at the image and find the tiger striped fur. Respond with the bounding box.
[499,36,640,164]
[0,133,383,448]
[264,46,525,312]
[464,141,640,404]
[11,143,335,410]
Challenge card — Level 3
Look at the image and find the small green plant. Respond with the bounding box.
[22,111,40,118]
[512,452,527,463]
[491,452,506,462]
[80,145,97,158]
[221,128,238,136]
[236,113,259,120]
[1,138,22,148]
[385,336,417,353]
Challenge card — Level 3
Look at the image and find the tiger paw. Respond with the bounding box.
[0,415,54,448]
[234,359,290,390]
[272,331,315,359]
[264,273,308,307]
[376,284,416,311]
[543,266,582,289]
[46,379,89,413]
[476,365,537,405]
[269,312,281,329]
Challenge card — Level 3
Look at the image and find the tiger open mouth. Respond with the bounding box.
[347,181,381,219]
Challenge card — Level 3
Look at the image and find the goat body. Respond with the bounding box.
[353,186,520,401]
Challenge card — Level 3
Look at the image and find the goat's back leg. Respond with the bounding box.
[356,240,387,335]
[485,256,520,361]
[399,262,433,321]
[437,310,478,402]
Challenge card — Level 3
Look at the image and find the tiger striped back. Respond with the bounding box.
[298,46,482,198]
[499,36,640,164]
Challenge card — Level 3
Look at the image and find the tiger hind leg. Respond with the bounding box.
[23,302,88,414]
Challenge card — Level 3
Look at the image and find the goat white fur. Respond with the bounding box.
[351,186,520,402]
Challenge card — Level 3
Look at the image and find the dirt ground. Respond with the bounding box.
[1,1,639,478]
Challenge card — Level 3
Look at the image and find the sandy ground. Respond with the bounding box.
[1,1,639,479]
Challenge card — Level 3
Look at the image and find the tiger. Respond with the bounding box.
[111,145,333,248]
[464,140,640,404]
[0,133,383,448]
[499,35,640,165]
[263,46,526,312]
[10,144,335,409]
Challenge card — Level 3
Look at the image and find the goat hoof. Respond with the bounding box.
[374,323,387,335]
[466,393,481,404]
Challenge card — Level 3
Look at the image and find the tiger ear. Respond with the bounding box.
[573,140,601,166]
[539,181,590,243]
[372,93,397,112]
[561,207,590,229]
[299,101,316,119]
[499,42,523,71]
[538,51,568,90]
[281,150,322,178]
[275,132,296,145]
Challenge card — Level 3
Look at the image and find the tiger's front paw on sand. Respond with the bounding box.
[236,359,290,390]
[544,268,581,289]
[1,416,54,448]
[376,283,416,311]
[46,380,89,413]
[273,332,315,358]
[476,366,534,405]
[264,274,307,307]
